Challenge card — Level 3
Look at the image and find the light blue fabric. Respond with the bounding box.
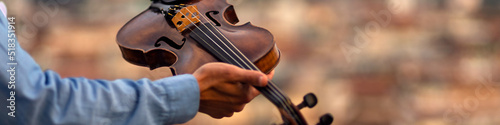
[0,13,199,124]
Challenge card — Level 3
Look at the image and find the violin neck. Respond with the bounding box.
[190,23,306,125]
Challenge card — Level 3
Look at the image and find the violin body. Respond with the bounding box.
[117,0,279,75]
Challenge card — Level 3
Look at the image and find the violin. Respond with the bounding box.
[116,0,333,124]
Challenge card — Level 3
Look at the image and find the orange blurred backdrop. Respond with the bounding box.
[4,0,500,124]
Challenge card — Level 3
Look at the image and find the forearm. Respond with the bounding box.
[0,14,199,124]
[13,71,199,125]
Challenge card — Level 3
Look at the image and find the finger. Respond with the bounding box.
[225,66,268,87]
[216,86,260,104]
[200,100,246,112]
[202,63,268,87]
[249,86,261,98]
[201,87,256,104]
[211,82,262,102]
[200,87,248,104]
[267,70,275,80]
[199,104,236,118]
[199,106,227,119]
[200,89,234,102]
[213,82,250,97]
[219,86,260,104]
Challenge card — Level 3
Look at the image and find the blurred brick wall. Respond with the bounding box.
[6,0,500,125]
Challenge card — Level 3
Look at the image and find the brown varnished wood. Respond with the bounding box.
[116,0,279,74]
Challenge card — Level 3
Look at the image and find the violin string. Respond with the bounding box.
[190,10,253,69]
[178,8,300,121]
[187,9,253,71]
[185,7,301,121]
[177,10,244,67]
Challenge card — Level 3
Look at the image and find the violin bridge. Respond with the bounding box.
[171,5,201,32]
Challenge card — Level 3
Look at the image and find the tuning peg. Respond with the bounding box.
[297,93,318,110]
[316,113,334,125]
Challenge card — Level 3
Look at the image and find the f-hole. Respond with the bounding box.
[206,11,221,26]
[154,36,186,50]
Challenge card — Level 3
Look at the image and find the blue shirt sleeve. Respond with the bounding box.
[0,13,200,124]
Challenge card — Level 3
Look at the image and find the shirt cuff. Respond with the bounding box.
[155,74,199,124]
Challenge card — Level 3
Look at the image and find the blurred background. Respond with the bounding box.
[3,0,500,124]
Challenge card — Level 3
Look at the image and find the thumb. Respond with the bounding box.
[229,68,268,87]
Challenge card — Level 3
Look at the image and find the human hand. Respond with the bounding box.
[193,63,273,118]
